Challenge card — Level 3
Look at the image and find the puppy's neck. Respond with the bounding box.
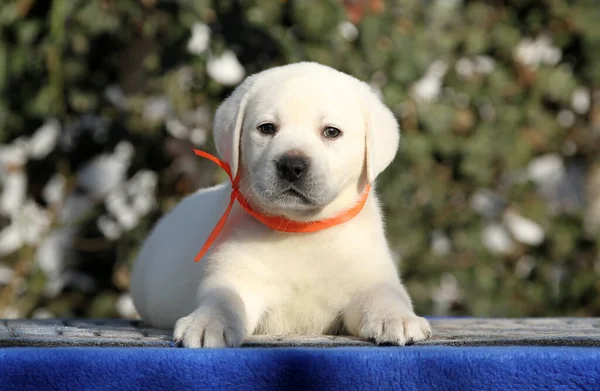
[302,184,370,222]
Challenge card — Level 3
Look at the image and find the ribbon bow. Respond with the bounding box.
[192,149,370,262]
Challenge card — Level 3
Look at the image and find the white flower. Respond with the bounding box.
[133,194,155,216]
[42,173,66,205]
[187,23,211,55]
[514,35,562,68]
[0,137,29,216]
[182,106,212,127]
[166,106,211,145]
[106,189,138,230]
[412,77,442,102]
[76,141,133,197]
[116,293,138,319]
[166,117,190,139]
[77,155,126,196]
[27,119,60,159]
[127,170,158,216]
[207,50,245,86]
[99,169,158,239]
[35,193,92,283]
[411,60,448,102]
[557,109,575,128]
[128,170,158,193]
[455,58,474,79]
[527,154,565,186]
[454,54,494,81]
[473,55,495,74]
[35,228,73,289]
[115,140,134,161]
[97,215,123,240]
[43,276,66,298]
[0,226,21,257]
[0,172,26,216]
[515,256,536,279]
[571,87,590,114]
[470,189,504,218]
[504,211,545,246]
[36,233,72,276]
[0,138,28,167]
[60,115,109,151]
[0,200,51,256]
[482,223,514,254]
[431,273,462,315]
[430,230,452,256]
[104,85,127,110]
[337,21,358,41]
[143,96,172,122]
[190,127,208,146]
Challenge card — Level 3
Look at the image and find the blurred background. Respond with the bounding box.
[0,0,599,321]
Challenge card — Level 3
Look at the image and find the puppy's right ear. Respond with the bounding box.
[212,76,256,179]
[360,83,401,184]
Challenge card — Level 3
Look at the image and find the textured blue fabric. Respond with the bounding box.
[1,346,599,391]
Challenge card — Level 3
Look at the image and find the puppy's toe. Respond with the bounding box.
[173,310,245,348]
[360,315,432,346]
[173,314,205,348]
[202,320,245,348]
[403,316,432,343]
[173,314,193,343]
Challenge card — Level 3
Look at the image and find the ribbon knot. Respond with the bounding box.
[192,149,370,262]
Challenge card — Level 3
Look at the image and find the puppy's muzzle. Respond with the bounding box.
[276,152,310,183]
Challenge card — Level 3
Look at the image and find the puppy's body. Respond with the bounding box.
[132,184,398,333]
[131,62,431,347]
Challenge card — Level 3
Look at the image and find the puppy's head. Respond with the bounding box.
[212,62,399,221]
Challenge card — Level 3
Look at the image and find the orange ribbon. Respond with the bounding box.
[192,149,370,262]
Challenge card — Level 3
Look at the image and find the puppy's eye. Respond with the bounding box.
[258,123,277,135]
[323,127,342,139]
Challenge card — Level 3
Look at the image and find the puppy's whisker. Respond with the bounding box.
[236,173,256,190]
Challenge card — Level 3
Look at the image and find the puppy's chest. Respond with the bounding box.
[223,227,386,335]
[255,258,366,335]
[255,277,351,335]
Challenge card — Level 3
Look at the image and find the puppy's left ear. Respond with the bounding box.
[361,84,401,183]
[212,75,256,178]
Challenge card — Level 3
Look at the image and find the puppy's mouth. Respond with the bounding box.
[280,186,316,205]
[248,176,328,214]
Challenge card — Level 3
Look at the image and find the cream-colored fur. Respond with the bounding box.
[130,62,431,348]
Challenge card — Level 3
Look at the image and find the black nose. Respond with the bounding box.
[276,155,309,182]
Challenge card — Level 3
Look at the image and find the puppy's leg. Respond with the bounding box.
[173,287,259,348]
[343,283,432,345]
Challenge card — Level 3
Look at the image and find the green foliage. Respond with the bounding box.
[0,0,599,319]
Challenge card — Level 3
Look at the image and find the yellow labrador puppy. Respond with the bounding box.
[130,62,431,348]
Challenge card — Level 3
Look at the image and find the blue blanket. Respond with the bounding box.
[1,346,599,390]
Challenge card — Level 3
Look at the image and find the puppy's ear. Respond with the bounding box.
[213,76,256,178]
[361,84,401,183]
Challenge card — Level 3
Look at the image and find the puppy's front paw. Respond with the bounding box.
[360,314,432,346]
[173,307,246,348]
